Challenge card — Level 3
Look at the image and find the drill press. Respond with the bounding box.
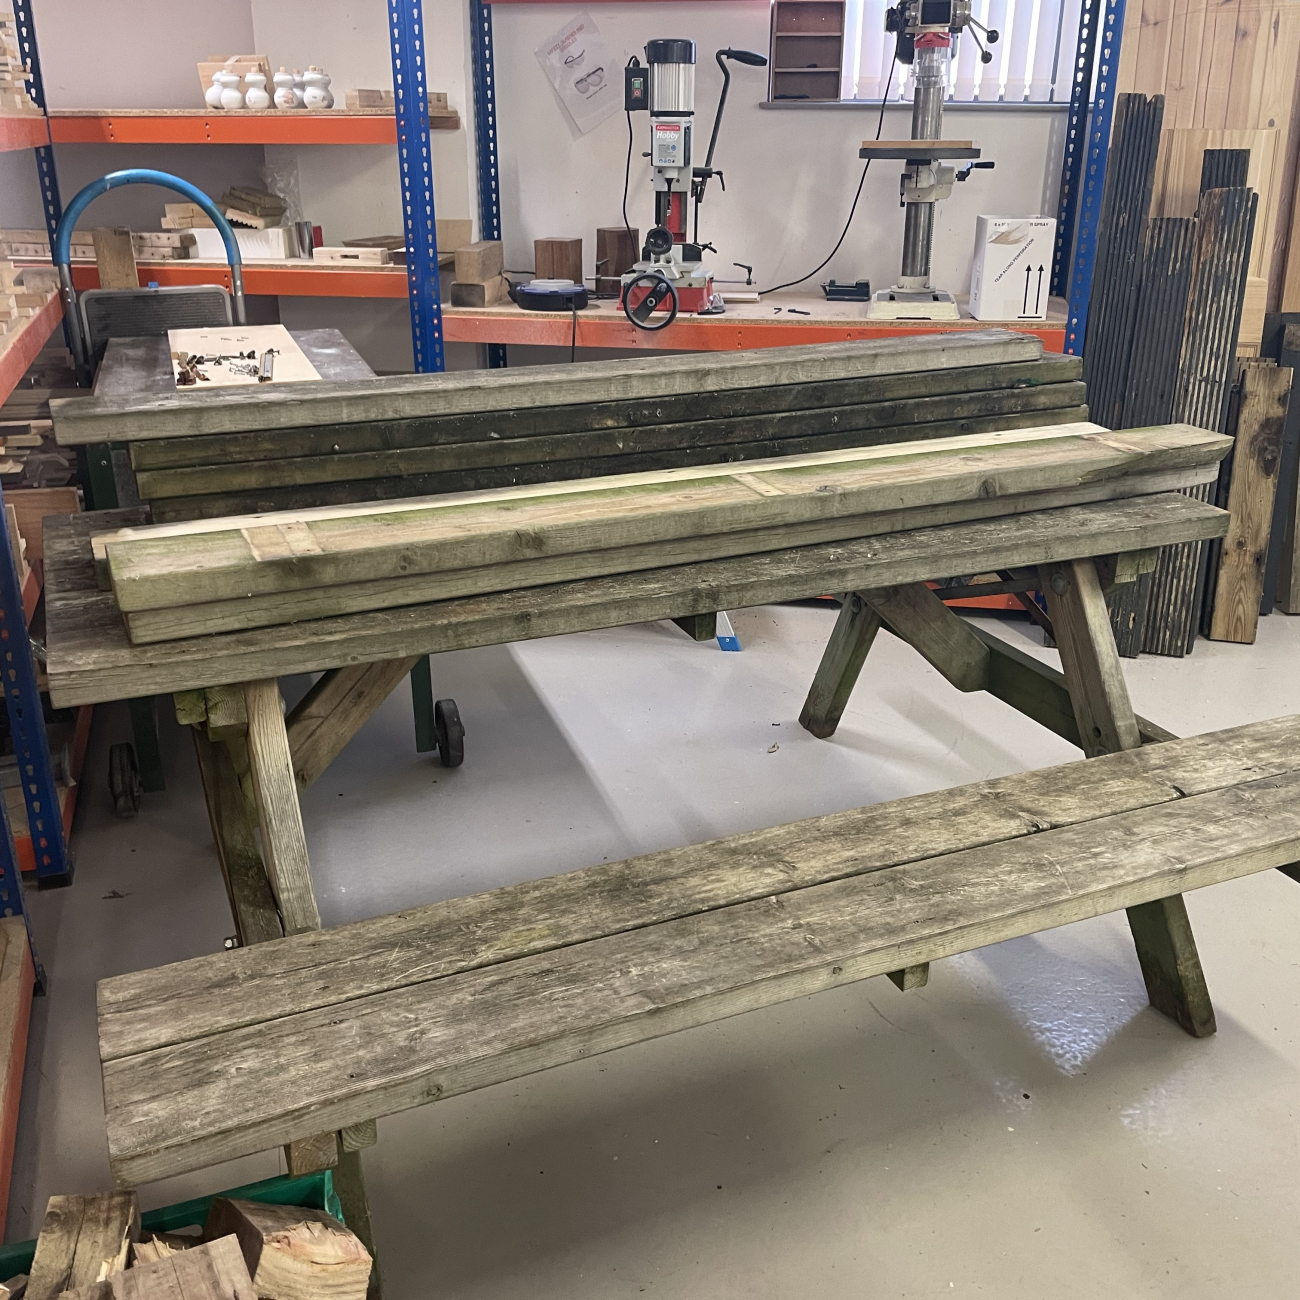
[621,40,766,330]
[865,0,997,320]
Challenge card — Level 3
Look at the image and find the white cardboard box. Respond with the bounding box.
[968,216,1056,321]
[191,225,300,261]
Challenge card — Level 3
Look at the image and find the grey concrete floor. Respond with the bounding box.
[8,605,1300,1298]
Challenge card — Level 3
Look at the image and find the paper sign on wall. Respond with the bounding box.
[535,12,620,136]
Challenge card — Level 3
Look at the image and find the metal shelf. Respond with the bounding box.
[0,293,63,409]
[62,260,409,298]
[47,108,459,146]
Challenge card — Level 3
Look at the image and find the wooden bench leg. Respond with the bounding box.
[1040,558,1216,1038]
[127,696,166,793]
[335,1136,382,1300]
[286,657,422,789]
[673,612,718,642]
[888,963,930,991]
[799,593,883,738]
[409,655,438,755]
[243,680,321,935]
[192,730,283,947]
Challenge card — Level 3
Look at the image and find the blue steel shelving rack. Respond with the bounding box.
[1052,0,1128,355]
[470,0,507,369]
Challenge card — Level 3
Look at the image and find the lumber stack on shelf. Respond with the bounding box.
[91,421,1231,644]
[50,331,1090,521]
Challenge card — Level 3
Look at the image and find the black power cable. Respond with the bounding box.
[759,56,896,297]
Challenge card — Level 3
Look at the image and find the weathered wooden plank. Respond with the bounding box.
[120,468,1221,646]
[286,659,421,791]
[132,384,1090,500]
[865,583,991,692]
[242,682,320,937]
[141,407,1095,524]
[101,424,1230,616]
[27,1194,138,1300]
[191,732,284,948]
[97,716,1300,1064]
[1208,362,1292,642]
[126,357,1084,471]
[672,613,717,642]
[111,1233,256,1300]
[798,593,882,739]
[51,331,1044,444]
[46,495,1231,708]
[1041,559,1142,755]
[100,761,1300,1184]
[1125,893,1216,1035]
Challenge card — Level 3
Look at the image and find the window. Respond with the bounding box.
[841,0,1086,104]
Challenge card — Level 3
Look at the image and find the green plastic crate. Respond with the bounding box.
[0,1169,342,1280]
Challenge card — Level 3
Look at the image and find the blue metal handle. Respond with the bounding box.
[56,169,247,376]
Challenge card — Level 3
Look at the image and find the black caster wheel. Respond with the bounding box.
[109,741,143,819]
[433,698,464,768]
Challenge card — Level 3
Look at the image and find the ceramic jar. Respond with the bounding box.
[244,71,271,109]
[215,70,244,110]
[292,69,306,107]
[273,67,296,109]
[204,73,225,109]
[302,66,333,110]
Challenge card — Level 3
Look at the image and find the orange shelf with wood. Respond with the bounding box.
[46,107,459,146]
[440,289,1069,352]
[64,259,410,299]
[0,113,48,152]
[0,292,63,407]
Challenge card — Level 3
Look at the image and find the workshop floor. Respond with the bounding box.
[9,606,1300,1298]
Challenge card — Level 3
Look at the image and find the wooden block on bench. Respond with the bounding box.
[449,276,509,308]
[97,718,1300,1186]
[105,1234,254,1299]
[534,236,582,284]
[27,1193,138,1300]
[452,240,503,285]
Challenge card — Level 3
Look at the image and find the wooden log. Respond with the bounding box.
[27,1195,138,1300]
[1208,362,1292,641]
[50,332,1046,445]
[126,356,1083,471]
[98,736,1300,1184]
[130,381,1090,500]
[204,1201,369,1300]
[534,237,582,284]
[91,229,137,292]
[286,659,421,791]
[242,681,320,936]
[109,1234,255,1299]
[452,240,503,285]
[119,467,1214,645]
[100,423,1229,616]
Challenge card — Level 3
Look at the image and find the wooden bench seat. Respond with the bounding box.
[98,716,1300,1187]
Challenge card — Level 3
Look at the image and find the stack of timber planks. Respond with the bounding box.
[48,332,1091,522]
[1084,94,1267,656]
[91,421,1232,645]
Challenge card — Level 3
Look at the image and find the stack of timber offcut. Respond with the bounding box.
[90,421,1232,646]
[48,332,1091,523]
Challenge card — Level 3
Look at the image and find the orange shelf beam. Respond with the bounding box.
[0,294,63,408]
[441,307,1067,353]
[69,260,409,299]
[46,109,461,146]
[0,114,49,153]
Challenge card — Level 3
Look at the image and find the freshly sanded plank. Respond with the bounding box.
[100,752,1300,1184]
[97,715,1300,1063]
[45,495,1230,708]
[242,681,320,936]
[52,331,1045,445]
[118,466,1223,644]
[101,424,1229,613]
[131,382,1089,499]
[126,356,1084,471]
